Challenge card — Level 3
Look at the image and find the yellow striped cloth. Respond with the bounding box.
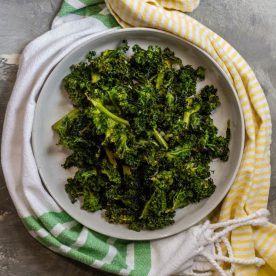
[106,0,276,275]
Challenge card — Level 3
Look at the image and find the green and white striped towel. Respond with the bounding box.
[52,0,118,28]
[1,1,270,275]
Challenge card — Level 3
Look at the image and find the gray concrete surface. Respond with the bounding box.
[0,0,275,275]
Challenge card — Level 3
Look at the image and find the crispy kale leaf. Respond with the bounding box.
[53,41,230,231]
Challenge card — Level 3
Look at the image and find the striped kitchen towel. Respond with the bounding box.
[1,0,275,275]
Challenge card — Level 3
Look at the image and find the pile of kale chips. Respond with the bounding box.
[53,41,230,231]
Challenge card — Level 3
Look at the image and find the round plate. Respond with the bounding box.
[32,28,244,240]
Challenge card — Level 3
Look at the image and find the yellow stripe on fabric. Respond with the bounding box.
[226,180,252,195]
[238,268,258,276]
[208,38,231,78]
[172,12,185,36]
[254,227,276,259]
[231,244,254,253]
[232,232,253,238]
[152,6,165,27]
[254,226,276,246]
[224,186,269,203]
[251,179,270,188]
[247,200,268,207]
[198,28,209,51]
[232,237,254,243]
[231,228,252,235]
[159,0,199,13]
[153,8,164,27]
[131,1,145,25]
[238,174,270,183]
[234,252,256,258]
[192,20,200,45]
[257,237,276,258]
[264,247,276,262]
[224,191,270,211]
[144,5,155,27]
[232,228,254,251]
[123,1,137,26]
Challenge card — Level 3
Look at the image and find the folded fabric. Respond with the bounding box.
[1,1,275,275]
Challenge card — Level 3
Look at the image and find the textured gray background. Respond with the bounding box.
[0,0,275,275]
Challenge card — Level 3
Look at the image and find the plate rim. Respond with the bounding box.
[32,27,245,240]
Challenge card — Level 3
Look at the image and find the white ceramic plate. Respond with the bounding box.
[32,28,244,240]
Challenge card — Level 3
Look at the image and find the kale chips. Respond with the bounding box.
[53,41,230,231]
